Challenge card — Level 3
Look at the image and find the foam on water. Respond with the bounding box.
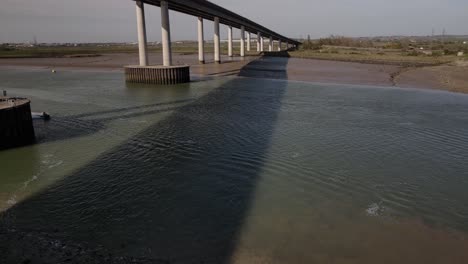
[366,202,385,217]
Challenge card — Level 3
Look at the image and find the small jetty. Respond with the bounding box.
[0,97,36,150]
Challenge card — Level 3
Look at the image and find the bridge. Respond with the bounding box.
[125,0,300,84]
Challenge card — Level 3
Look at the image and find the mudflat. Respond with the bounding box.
[0,52,467,93]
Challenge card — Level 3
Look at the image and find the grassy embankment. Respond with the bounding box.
[0,44,192,58]
[288,49,459,66]
[0,42,259,59]
[2,36,467,67]
[288,36,468,66]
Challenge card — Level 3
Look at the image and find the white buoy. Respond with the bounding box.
[52,69,56,73]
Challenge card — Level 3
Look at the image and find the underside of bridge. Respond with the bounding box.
[125,0,301,85]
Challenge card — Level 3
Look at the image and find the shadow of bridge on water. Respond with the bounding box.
[1,52,291,263]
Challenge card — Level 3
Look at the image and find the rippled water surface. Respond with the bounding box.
[1,60,468,263]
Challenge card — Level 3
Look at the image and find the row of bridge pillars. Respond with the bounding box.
[129,0,294,84]
[135,0,293,67]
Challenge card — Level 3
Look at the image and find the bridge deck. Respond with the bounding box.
[139,0,300,45]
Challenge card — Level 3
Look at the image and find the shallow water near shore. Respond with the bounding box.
[1,61,468,263]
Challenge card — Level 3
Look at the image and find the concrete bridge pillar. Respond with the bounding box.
[247,32,251,51]
[257,32,261,52]
[125,0,189,84]
[269,36,273,51]
[198,17,205,63]
[260,36,264,52]
[228,26,233,57]
[135,0,148,66]
[278,40,282,51]
[160,1,172,66]
[214,17,221,63]
[240,26,245,57]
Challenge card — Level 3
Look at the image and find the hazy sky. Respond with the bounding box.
[1,0,467,43]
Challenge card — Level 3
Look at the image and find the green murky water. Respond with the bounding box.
[1,60,468,263]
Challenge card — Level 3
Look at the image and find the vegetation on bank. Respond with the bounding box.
[289,35,468,66]
[0,44,134,58]
[2,36,467,67]
[288,49,458,67]
[0,42,254,58]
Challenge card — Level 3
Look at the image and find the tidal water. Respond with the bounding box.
[1,59,468,263]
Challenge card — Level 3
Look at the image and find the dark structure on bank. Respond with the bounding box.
[125,65,190,85]
[0,97,35,150]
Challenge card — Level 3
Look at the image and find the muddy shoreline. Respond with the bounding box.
[1,52,467,93]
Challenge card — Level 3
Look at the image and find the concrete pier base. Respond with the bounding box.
[124,65,190,85]
[0,97,35,150]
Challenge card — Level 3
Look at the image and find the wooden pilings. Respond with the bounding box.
[124,65,190,85]
[0,98,35,150]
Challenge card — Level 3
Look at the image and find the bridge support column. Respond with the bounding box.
[286,42,289,50]
[269,36,273,52]
[125,0,189,84]
[240,26,245,57]
[260,36,264,52]
[228,26,233,57]
[161,1,172,66]
[257,32,261,52]
[135,0,148,66]
[278,40,282,51]
[198,17,204,64]
[214,17,220,63]
[247,32,251,51]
